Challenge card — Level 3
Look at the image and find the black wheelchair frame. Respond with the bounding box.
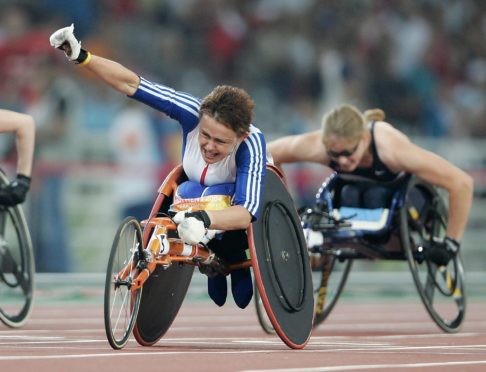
[256,171,466,333]
[0,170,35,328]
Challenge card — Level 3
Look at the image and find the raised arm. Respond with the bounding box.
[49,24,140,96]
[268,130,328,166]
[82,55,140,96]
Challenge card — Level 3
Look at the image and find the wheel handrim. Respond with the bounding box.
[0,205,34,328]
[403,182,466,333]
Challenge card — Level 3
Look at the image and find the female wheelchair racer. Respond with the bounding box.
[48,25,316,349]
[255,104,472,334]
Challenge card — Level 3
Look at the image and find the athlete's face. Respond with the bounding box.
[198,114,241,164]
[325,134,365,172]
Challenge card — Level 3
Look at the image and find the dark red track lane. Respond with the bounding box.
[1,297,486,372]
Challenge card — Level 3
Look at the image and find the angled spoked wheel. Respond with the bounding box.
[254,281,274,334]
[311,252,352,328]
[0,171,34,329]
[402,178,466,333]
[104,217,143,349]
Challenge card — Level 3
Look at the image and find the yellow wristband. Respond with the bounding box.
[79,51,91,66]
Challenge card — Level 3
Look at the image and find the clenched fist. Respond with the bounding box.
[173,210,215,245]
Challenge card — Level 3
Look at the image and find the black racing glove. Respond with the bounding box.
[0,174,31,206]
[426,236,460,266]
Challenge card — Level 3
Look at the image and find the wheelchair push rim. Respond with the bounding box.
[401,179,466,333]
[104,217,143,349]
[250,167,314,349]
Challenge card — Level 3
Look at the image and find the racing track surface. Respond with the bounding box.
[0,274,485,372]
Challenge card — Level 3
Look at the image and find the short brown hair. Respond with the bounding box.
[199,85,254,137]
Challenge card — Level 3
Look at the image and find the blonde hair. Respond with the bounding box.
[322,104,385,144]
[364,108,385,122]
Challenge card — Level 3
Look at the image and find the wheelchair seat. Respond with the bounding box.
[334,206,389,231]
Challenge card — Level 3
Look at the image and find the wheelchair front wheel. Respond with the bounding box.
[401,181,466,333]
[0,203,35,328]
[104,217,144,349]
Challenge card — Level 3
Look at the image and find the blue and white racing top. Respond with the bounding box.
[130,77,267,220]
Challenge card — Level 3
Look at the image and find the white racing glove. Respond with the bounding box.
[49,24,89,64]
[173,210,216,245]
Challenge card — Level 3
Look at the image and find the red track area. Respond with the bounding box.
[1,298,486,372]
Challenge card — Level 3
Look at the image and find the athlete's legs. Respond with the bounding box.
[362,186,393,209]
[207,230,252,308]
[340,184,361,207]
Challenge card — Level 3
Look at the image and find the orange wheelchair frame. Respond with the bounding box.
[104,164,314,350]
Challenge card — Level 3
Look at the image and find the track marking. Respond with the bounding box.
[0,350,281,361]
[242,360,486,371]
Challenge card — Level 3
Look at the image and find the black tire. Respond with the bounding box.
[0,173,35,328]
[312,253,352,327]
[104,217,143,349]
[250,169,314,348]
[254,219,353,332]
[401,178,466,333]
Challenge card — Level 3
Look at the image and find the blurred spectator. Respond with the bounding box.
[151,112,183,183]
[0,0,485,271]
[2,0,485,138]
[108,100,160,222]
[28,73,82,272]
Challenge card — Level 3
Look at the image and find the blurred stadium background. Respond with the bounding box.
[0,0,484,280]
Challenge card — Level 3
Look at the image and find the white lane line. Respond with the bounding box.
[0,338,280,347]
[2,341,485,354]
[242,360,486,371]
[0,350,280,361]
[331,332,483,340]
[0,336,66,340]
[0,339,106,345]
[20,319,103,325]
[2,333,486,349]
[15,319,486,332]
[1,330,483,340]
[312,321,486,331]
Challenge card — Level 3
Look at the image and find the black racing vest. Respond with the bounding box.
[330,122,399,182]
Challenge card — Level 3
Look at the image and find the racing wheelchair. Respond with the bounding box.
[0,170,35,328]
[256,171,466,333]
[104,164,314,350]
